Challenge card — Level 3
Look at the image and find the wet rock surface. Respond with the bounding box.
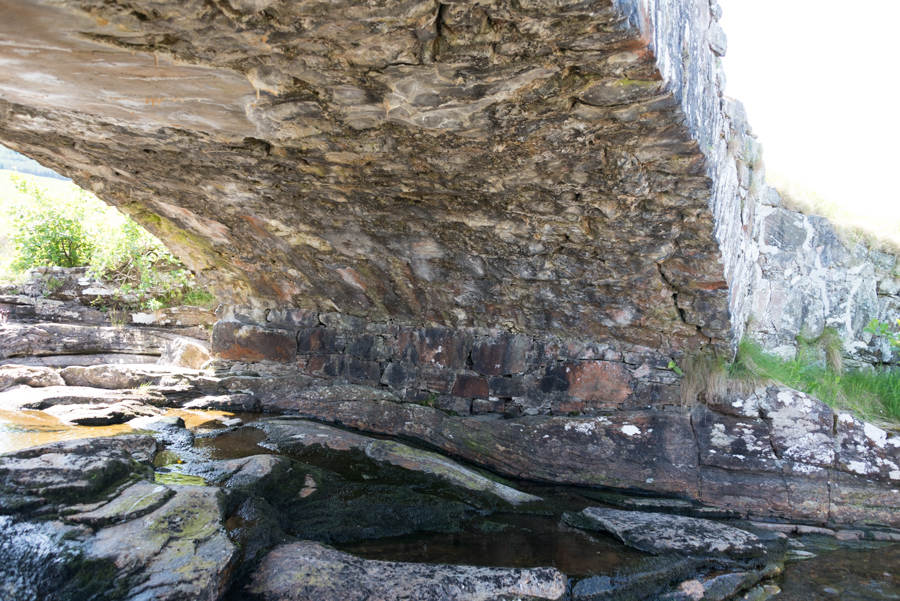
[240,541,567,601]
[568,507,771,560]
[253,418,542,505]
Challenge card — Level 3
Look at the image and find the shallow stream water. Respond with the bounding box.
[3,408,899,599]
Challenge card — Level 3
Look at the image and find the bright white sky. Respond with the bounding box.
[718,0,900,221]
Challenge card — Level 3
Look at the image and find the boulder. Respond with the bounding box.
[1,435,237,601]
[570,508,770,560]
[84,485,239,601]
[240,541,566,601]
[0,435,157,513]
[157,337,212,369]
[0,364,65,391]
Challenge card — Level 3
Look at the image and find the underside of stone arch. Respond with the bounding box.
[0,0,753,361]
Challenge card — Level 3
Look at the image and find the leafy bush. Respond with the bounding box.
[864,318,900,351]
[5,174,215,310]
[9,176,94,269]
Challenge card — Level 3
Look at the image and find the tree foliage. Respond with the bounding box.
[6,175,214,310]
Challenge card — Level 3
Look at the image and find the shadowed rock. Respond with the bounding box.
[242,541,566,601]
[255,418,541,505]
[571,508,769,560]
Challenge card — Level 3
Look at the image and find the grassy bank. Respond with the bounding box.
[730,337,900,427]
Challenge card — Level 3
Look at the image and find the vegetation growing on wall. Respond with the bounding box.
[683,334,900,427]
[0,171,215,310]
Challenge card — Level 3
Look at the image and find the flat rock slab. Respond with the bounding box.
[575,508,768,560]
[582,491,742,520]
[0,386,167,411]
[180,393,259,411]
[244,541,566,601]
[65,480,174,526]
[0,354,160,368]
[59,363,204,389]
[0,364,64,391]
[45,399,162,426]
[0,323,170,359]
[257,419,541,505]
[85,485,238,601]
[181,455,286,489]
[0,435,157,511]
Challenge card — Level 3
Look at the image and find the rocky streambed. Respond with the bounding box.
[1,362,899,600]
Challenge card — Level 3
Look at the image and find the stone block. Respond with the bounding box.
[265,307,319,329]
[435,395,471,415]
[345,334,391,361]
[488,375,528,398]
[693,404,779,472]
[380,362,417,391]
[761,387,834,468]
[417,367,457,395]
[451,374,489,398]
[471,332,531,376]
[472,398,505,414]
[211,322,296,362]
[395,328,472,370]
[297,328,338,354]
[829,471,900,527]
[344,357,382,385]
[540,361,633,409]
[835,412,900,484]
[782,462,830,523]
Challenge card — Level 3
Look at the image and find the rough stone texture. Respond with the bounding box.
[740,203,900,365]
[44,399,163,426]
[573,507,768,559]
[213,312,681,417]
[59,363,204,390]
[0,435,157,511]
[242,540,566,601]
[1,436,238,601]
[254,418,542,505]
[0,364,65,391]
[0,0,758,358]
[0,386,167,411]
[0,323,172,359]
[2,267,216,340]
[84,485,239,601]
[157,337,212,369]
[0,353,160,368]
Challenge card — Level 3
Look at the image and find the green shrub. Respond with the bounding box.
[9,176,94,269]
[4,174,215,310]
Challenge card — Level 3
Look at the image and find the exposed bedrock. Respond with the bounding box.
[0,0,758,356]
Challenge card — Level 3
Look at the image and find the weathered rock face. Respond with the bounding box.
[0,0,755,358]
[241,541,566,601]
[740,202,900,366]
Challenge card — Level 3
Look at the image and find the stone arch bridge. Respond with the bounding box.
[5,0,897,525]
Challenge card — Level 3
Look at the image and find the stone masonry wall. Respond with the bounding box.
[743,193,900,367]
[212,304,682,418]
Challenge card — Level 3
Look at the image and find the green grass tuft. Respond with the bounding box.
[732,338,900,427]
